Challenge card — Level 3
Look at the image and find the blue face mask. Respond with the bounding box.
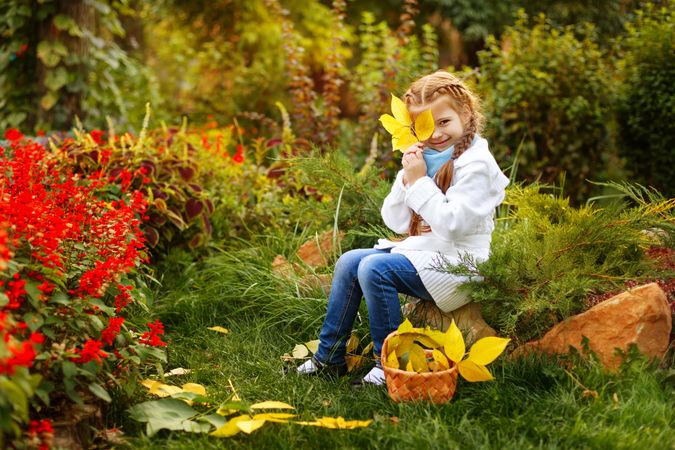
[423,145,455,179]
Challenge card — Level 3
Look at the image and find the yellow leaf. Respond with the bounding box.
[292,344,309,359]
[346,334,360,354]
[379,114,406,135]
[252,413,296,423]
[392,128,418,151]
[413,109,435,141]
[141,379,156,389]
[405,360,414,372]
[304,339,320,354]
[395,335,415,358]
[457,360,494,382]
[146,381,182,398]
[250,401,295,410]
[207,326,229,334]
[210,414,251,437]
[236,419,266,434]
[443,320,465,364]
[410,332,442,349]
[467,336,511,366]
[346,355,365,372]
[182,383,206,396]
[384,350,399,369]
[296,416,373,429]
[397,319,414,334]
[361,341,374,356]
[390,94,412,126]
[408,344,429,373]
[432,348,450,370]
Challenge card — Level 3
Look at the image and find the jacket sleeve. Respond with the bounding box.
[381,169,412,234]
[403,158,508,240]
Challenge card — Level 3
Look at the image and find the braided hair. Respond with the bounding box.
[402,71,484,236]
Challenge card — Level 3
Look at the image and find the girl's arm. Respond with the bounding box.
[404,157,508,240]
[381,169,412,234]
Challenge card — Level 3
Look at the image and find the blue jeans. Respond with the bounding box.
[314,248,433,366]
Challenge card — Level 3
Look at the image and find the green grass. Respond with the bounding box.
[121,237,675,449]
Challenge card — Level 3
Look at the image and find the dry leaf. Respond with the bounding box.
[304,339,320,354]
[292,344,309,359]
[165,368,192,377]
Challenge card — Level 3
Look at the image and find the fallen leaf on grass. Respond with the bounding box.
[165,368,192,377]
[210,414,252,437]
[208,326,230,334]
[292,344,309,359]
[295,416,373,429]
[250,401,295,410]
[305,339,320,354]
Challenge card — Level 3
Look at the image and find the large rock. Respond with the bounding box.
[513,283,672,368]
[403,297,496,346]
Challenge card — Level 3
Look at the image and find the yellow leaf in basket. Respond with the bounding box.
[409,343,429,373]
[466,336,511,366]
[384,350,399,369]
[443,320,465,364]
[397,319,414,334]
[432,349,450,370]
[410,332,442,349]
[457,360,494,382]
[395,335,415,358]
[406,360,414,372]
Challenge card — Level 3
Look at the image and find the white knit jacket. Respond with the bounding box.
[376,136,509,312]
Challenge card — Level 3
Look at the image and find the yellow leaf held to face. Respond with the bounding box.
[250,401,295,410]
[390,94,412,126]
[413,109,435,141]
[457,359,494,382]
[392,128,418,152]
[466,336,511,366]
[207,326,229,334]
[379,114,406,135]
[443,320,466,364]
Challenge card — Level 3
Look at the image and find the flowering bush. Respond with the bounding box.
[0,130,166,446]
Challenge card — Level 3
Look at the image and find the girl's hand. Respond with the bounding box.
[402,143,426,186]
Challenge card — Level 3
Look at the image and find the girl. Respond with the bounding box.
[297,70,509,385]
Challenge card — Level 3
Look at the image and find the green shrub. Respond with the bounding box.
[616,1,675,198]
[476,12,618,202]
[446,182,674,343]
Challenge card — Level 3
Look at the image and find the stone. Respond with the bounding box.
[403,297,496,346]
[512,283,672,369]
[296,230,344,269]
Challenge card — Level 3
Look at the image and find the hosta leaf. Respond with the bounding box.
[457,360,494,382]
[250,401,295,410]
[443,321,465,364]
[210,414,251,438]
[414,109,435,141]
[467,337,511,366]
[390,94,412,126]
[291,344,309,359]
[207,326,229,334]
[236,419,266,434]
[128,399,198,438]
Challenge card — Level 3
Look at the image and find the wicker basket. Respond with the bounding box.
[381,331,458,404]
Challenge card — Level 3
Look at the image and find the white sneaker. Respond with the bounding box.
[296,358,320,375]
[361,366,386,386]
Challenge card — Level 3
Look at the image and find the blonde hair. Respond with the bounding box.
[403,70,484,236]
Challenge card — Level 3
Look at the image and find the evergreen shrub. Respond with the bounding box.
[476,12,617,203]
[616,1,675,198]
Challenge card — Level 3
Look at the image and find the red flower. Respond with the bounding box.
[233,153,244,164]
[139,319,167,347]
[89,129,104,145]
[71,339,108,364]
[4,128,23,141]
[101,317,124,345]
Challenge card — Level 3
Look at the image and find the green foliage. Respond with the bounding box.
[0,0,157,132]
[446,183,674,343]
[476,12,619,202]
[615,1,675,198]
